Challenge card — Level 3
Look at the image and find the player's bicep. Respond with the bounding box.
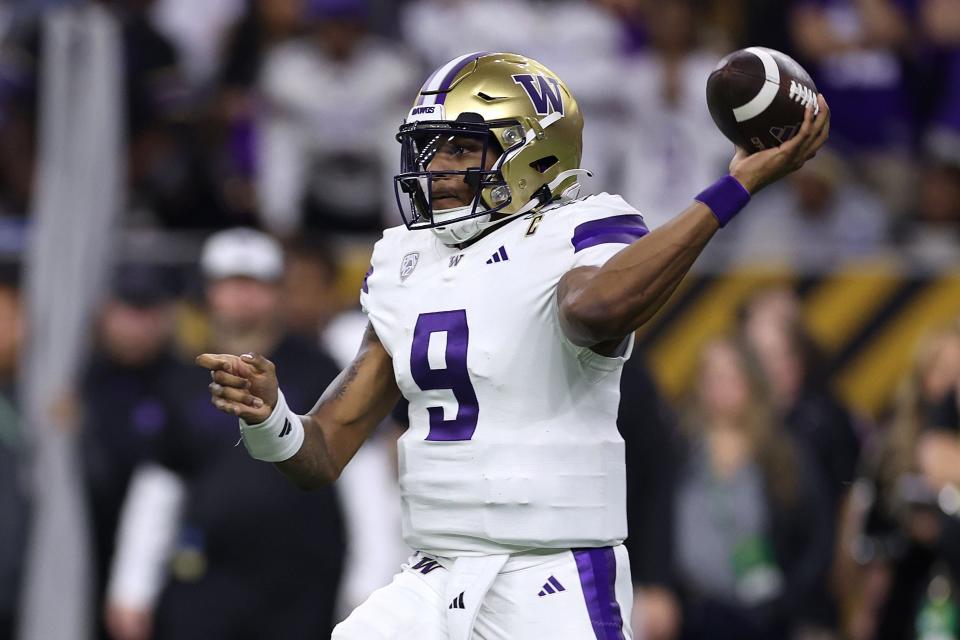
[557,265,625,354]
[557,265,599,341]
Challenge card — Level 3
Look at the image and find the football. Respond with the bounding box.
[706,47,819,153]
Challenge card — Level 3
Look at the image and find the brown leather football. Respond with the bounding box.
[707,47,819,153]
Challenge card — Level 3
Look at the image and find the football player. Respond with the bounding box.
[197,52,830,639]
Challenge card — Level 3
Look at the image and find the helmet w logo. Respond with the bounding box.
[512,74,565,116]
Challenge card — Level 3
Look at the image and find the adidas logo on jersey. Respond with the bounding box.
[537,576,565,597]
[449,592,465,609]
[485,246,509,264]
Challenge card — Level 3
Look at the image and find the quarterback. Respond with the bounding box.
[198,52,829,639]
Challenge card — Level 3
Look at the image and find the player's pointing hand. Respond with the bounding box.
[195,352,278,423]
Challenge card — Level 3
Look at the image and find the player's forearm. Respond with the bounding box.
[559,204,718,345]
[275,392,384,489]
[274,414,339,489]
[563,99,829,346]
[275,334,400,489]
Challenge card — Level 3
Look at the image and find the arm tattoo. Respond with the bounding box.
[333,357,361,400]
[330,322,377,401]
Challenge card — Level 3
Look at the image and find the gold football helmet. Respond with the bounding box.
[394,52,588,243]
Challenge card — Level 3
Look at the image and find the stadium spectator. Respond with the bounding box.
[709,0,800,57]
[618,0,744,229]
[149,0,245,86]
[592,0,649,52]
[105,229,346,640]
[0,269,24,640]
[727,150,889,267]
[897,158,960,267]
[217,0,306,92]
[850,322,960,640]
[0,0,235,228]
[207,0,306,223]
[791,0,917,215]
[281,237,343,342]
[740,287,861,512]
[671,338,834,640]
[80,265,186,640]
[0,49,34,219]
[255,0,418,236]
[739,287,862,632]
[95,0,218,230]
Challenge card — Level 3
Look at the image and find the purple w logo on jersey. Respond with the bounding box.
[412,557,441,575]
[512,74,564,116]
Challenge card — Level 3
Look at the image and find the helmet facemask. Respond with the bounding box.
[394,114,524,243]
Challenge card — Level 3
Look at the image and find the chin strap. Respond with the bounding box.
[546,168,593,199]
[502,167,594,221]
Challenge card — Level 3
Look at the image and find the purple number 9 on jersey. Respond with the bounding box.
[410,310,479,441]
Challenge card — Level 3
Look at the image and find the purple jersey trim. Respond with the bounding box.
[571,214,648,253]
[361,264,373,294]
[435,52,491,105]
[574,548,624,640]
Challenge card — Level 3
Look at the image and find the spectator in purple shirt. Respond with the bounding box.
[80,264,187,640]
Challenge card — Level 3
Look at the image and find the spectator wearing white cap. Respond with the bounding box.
[106,228,347,640]
[199,227,286,357]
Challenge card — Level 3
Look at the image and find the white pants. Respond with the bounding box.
[332,545,633,640]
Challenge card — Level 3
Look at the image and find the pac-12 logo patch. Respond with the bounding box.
[512,74,564,116]
[400,252,420,281]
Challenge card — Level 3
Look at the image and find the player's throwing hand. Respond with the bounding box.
[195,352,278,423]
[729,94,831,194]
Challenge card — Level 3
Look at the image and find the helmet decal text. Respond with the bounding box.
[407,104,446,123]
[511,74,565,116]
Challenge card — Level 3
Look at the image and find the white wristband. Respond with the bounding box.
[239,389,305,462]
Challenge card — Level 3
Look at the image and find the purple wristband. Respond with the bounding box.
[695,176,751,228]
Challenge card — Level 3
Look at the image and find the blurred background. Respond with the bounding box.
[0,0,959,639]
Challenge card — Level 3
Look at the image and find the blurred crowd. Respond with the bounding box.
[0,0,959,639]
[0,0,957,264]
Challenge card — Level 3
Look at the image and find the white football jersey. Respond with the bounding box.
[360,193,649,556]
